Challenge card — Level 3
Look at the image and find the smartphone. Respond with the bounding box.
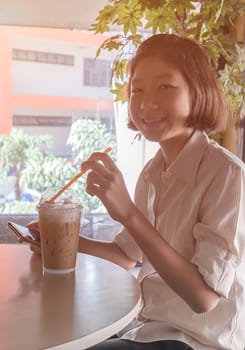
[8,221,40,246]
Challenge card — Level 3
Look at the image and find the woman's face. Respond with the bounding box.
[129,56,193,144]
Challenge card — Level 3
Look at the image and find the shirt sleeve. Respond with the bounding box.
[113,226,143,262]
[191,161,245,298]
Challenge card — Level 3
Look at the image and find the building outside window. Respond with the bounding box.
[12,49,75,66]
[83,58,111,87]
[0,25,156,222]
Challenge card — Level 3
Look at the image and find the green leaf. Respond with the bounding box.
[116,0,143,35]
[113,59,128,80]
[110,82,128,102]
[89,5,117,33]
[89,0,245,119]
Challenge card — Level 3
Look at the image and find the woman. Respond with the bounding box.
[30,34,245,350]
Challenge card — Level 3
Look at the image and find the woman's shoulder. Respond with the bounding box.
[205,138,245,173]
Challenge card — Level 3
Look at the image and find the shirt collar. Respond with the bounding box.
[143,131,210,186]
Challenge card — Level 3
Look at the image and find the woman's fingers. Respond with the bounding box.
[89,151,117,170]
[27,220,40,232]
[81,153,121,196]
[82,160,114,180]
[81,152,118,173]
[27,220,40,241]
[81,155,119,196]
[81,151,134,223]
[86,171,109,189]
[30,243,42,255]
[18,237,24,243]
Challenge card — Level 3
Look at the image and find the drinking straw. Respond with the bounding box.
[48,146,112,203]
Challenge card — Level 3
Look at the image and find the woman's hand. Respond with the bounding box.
[81,152,135,224]
[26,221,42,255]
[30,243,41,255]
[27,220,40,238]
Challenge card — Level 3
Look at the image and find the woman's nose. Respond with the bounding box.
[139,96,159,111]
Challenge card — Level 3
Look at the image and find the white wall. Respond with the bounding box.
[12,36,112,99]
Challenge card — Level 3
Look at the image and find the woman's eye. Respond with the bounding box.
[131,87,143,94]
[159,84,174,90]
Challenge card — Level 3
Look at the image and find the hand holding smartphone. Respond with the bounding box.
[8,221,41,246]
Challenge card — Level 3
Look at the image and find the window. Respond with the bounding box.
[83,58,111,87]
[12,49,74,65]
[13,115,72,126]
[0,26,157,219]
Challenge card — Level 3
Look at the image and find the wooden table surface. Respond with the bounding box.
[0,244,141,350]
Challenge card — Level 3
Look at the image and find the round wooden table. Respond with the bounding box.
[0,244,141,349]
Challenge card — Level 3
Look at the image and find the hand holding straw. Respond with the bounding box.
[48,146,112,203]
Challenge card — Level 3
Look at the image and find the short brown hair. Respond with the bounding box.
[127,34,228,134]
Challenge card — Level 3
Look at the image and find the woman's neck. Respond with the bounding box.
[159,129,194,170]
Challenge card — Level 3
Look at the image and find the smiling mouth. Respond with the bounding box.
[142,117,165,125]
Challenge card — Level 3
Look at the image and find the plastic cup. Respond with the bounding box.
[37,187,82,274]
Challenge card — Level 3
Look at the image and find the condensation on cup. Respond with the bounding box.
[37,187,83,274]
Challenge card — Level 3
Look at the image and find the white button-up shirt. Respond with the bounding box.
[114,131,245,350]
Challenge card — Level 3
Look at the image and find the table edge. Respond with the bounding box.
[47,295,142,350]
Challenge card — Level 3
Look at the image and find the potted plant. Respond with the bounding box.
[90,0,245,156]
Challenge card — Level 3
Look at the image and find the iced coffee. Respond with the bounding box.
[37,188,82,274]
